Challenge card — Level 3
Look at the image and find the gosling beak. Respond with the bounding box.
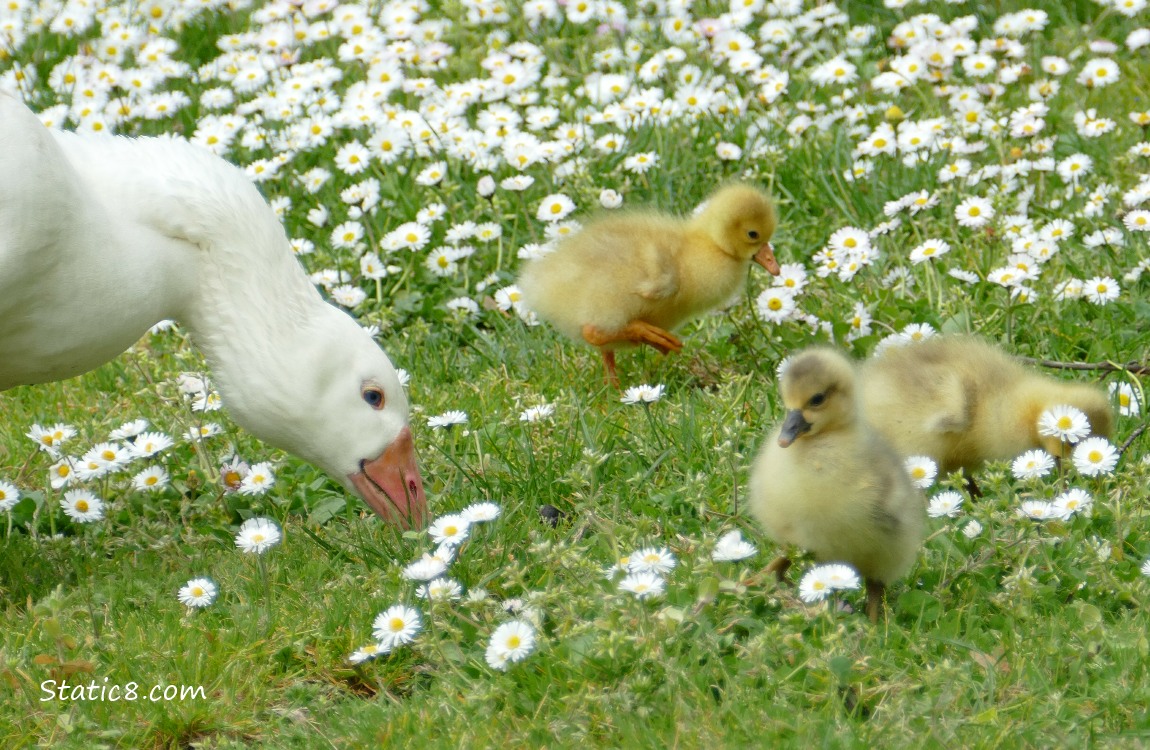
[777,409,811,448]
[753,242,781,276]
[349,426,428,528]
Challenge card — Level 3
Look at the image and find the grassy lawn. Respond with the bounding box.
[2,0,1150,747]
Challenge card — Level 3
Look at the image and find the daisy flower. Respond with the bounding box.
[618,571,666,599]
[599,189,623,208]
[0,480,20,512]
[239,462,276,495]
[485,620,536,671]
[627,546,677,575]
[184,423,223,442]
[755,287,797,323]
[403,553,449,581]
[48,458,76,490]
[963,519,984,538]
[535,192,575,220]
[712,529,757,562]
[372,604,422,650]
[348,642,390,664]
[620,384,665,404]
[428,410,468,429]
[1124,210,1150,232]
[132,465,170,492]
[418,577,463,601]
[955,196,994,228]
[462,502,501,523]
[1072,437,1119,477]
[61,489,104,523]
[1082,276,1120,305]
[1012,449,1055,480]
[927,491,964,518]
[177,578,218,608]
[429,513,471,547]
[1037,405,1091,445]
[909,239,951,264]
[519,404,555,423]
[1142,559,1150,577]
[1052,488,1093,520]
[27,423,77,453]
[1019,500,1055,521]
[130,431,174,458]
[905,456,938,489]
[798,563,860,603]
[109,419,149,440]
[234,517,282,554]
[1110,382,1142,417]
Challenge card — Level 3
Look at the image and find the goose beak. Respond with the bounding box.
[349,426,428,528]
[777,409,811,448]
[753,242,781,275]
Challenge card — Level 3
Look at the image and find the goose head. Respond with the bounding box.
[211,304,428,528]
[777,348,858,447]
[695,184,780,275]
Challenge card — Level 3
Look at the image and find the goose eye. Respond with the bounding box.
[362,387,385,410]
[808,392,826,408]
[748,230,760,240]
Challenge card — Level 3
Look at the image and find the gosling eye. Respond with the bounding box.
[748,230,760,240]
[808,392,826,408]
[362,387,385,410]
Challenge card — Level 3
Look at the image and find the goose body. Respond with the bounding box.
[0,93,427,527]
[858,336,1113,476]
[517,184,780,384]
[748,348,925,621]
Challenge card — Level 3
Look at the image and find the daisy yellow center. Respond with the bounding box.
[965,112,979,123]
[1096,284,1107,293]
[911,467,926,479]
[844,238,857,248]
[41,436,54,445]
[444,525,458,536]
[251,533,265,543]
[1096,68,1108,77]
[405,233,418,243]
[550,203,562,214]
[224,471,241,485]
[75,500,89,512]
[1119,394,1130,406]
[146,476,158,486]
[873,138,887,148]
[1088,450,1103,462]
[968,206,981,217]
[389,617,405,632]
[1056,416,1073,430]
[768,298,783,311]
[509,291,521,302]
[191,587,204,597]
[437,256,449,268]
[507,635,521,648]
[813,580,826,591]
[923,248,936,256]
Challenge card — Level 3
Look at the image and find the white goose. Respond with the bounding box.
[0,93,427,527]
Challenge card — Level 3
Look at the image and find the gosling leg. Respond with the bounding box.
[865,579,886,623]
[582,321,683,355]
[963,470,983,499]
[765,555,792,582]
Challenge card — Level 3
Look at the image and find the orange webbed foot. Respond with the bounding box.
[582,321,682,356]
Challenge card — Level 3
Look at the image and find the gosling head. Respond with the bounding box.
[696,184,780,275]
[776,348,858,448]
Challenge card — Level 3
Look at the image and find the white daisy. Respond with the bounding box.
[1012,449,1055,480]
[485,620,536,671]
[963,519,983,538]
[372,604,422,650]
[348,642,390,664]
[1019,500,1055,520]
[418,578,463,601]
[620,384,665,404]
[618,571,666,599]
[429,513,471,547]
[711,529,757,562]
[461,502,501,523]
[1110,382,1142,417]
[177,578,218,608]
[402,554,449,581]
[132,465,170,492]
[129,431,174,458]
[519,404,556,423]
[905,455,938,489]
[1071,437,1119,477]
[61,489,104,523]
[1051,488,1093,520]
[955,196,994,228]
[1037,405,1091,445]
[927,491,964,518]
[239,462,276,495]
[428,410,469,429]
[0,480,20,512]
[627,546,677,575]
[234,517,282,554]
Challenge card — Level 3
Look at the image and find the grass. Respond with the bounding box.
[3,0,1150,747]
